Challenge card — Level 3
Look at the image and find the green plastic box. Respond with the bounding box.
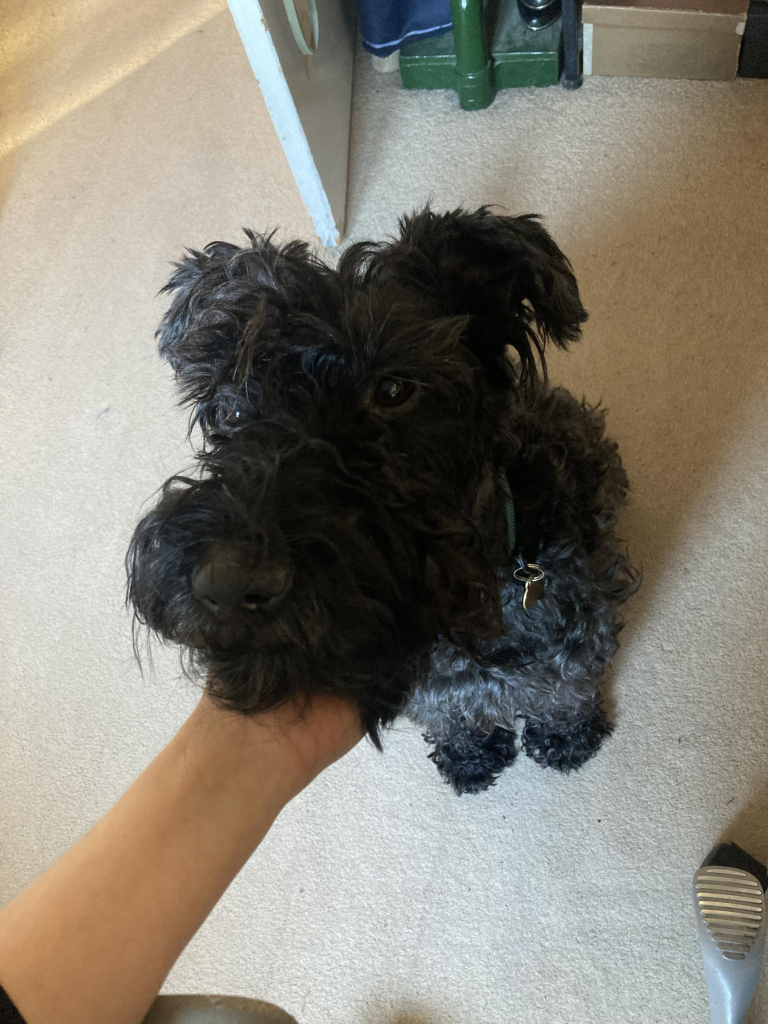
[400,0,562,107]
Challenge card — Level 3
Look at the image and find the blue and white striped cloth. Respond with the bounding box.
[358,0,452,57]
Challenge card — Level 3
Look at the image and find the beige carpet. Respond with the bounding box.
[2,3,768,1022]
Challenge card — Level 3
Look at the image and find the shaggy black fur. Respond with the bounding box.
[128,206,640,793]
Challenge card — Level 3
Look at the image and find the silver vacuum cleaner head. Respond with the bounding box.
[694,842,768,1024]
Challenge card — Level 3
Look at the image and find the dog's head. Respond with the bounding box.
[127,207,586,739]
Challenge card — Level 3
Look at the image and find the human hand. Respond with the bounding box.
[193,684,364,799]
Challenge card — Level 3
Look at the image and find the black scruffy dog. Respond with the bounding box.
[128,207,640,795]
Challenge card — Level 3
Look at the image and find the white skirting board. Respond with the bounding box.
[583,22,594,75]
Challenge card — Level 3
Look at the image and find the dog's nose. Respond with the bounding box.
[192,544,292,616]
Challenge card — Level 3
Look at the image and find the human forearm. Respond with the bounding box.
[0,693,361,1024]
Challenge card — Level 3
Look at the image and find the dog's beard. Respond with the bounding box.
[127,458,506,741]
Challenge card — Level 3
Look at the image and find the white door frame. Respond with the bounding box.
[226,0,354,246]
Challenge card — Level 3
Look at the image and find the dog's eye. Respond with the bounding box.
[373,378,415,409]
[219,407,249,433]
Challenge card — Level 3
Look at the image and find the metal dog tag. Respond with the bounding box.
[513,564,546,610]
[523,575,544,609]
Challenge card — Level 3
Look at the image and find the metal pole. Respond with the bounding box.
[560,0,583,88]
[450,0,496,109]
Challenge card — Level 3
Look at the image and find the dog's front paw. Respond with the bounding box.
[427,726,517,795]
[521,708,612,772]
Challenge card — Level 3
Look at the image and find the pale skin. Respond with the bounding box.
[0,687,363,1024]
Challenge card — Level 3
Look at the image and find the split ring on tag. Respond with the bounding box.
[513,563,546,610]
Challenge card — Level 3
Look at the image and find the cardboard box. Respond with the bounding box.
[583,0,749,79]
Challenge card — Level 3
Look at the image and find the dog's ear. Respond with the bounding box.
[364,206,587,389]
[156,231,330,435]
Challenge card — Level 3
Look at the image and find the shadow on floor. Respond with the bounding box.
[365,1004,450,1024]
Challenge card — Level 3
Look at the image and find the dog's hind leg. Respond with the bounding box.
[520,699,612,772]
[426,724,518,796]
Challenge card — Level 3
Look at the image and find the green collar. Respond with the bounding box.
[498,471,516,554]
